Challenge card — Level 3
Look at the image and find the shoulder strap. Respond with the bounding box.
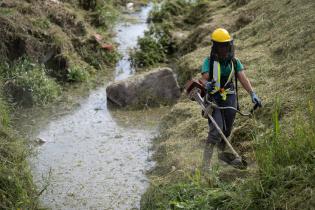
[208,56,214,81]
[232,58,240,111]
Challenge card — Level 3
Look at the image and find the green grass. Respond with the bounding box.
[0,97,39,209]
[142,167,232,210]
[75,37,121,70]
[32,18,51,30]
[149,0,191,23]
[130,0,195,69]
[90,0,119,29]
[67,65,90,82]
[224,102,315,210]
[142,102,315,209]
[0,58,61,106]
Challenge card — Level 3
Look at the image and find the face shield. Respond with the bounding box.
[211,40,234,62]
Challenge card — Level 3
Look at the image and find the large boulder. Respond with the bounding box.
[106,68,181,108]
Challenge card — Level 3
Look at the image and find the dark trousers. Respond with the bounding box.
[207,93,237,150]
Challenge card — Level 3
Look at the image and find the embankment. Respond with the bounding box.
[135,0,315,209]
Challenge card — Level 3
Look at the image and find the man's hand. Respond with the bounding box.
[250,92,262,107]
[201,72,209,85]
[205,80,216,94]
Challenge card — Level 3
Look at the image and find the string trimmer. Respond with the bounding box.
[185,80,259,169]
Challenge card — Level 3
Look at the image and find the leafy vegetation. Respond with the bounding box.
[90,1,119,29]
[67,65,89,82]
[0,98,39,209]
[1,58,61,106]
[130,0,213,69]
[149,0,191,23]
[130,32,166,68]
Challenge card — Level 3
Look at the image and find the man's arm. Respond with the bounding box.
[200,73,209,85]
[237,70,262,106]
[236,71,254,94]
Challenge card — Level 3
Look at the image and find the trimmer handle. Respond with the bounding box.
[250,102,261,114]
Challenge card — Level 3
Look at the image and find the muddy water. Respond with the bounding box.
[30,4,164,209]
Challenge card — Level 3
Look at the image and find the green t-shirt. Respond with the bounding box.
[201,57,244,77]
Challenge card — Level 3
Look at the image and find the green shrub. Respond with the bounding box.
[149,0,191,23]
[132,0,196,69]
[130,33,166,68]
[67,66,89,82]
[90,1,119,29]
[1,58,61,106]
[130,19,177,69]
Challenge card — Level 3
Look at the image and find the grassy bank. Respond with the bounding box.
[0,98,40,209]
[138,0,315,209]
[0,0,128,105]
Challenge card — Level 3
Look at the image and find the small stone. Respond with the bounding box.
[114,134,123,139]
[34,137,46,145]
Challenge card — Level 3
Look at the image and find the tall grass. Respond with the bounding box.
[229,102,315,209]
[142,168,233,210]
[141,102,315,209]
[0,97,39,209]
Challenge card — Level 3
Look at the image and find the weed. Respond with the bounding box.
[74,37,120,70]
[32,18,51,30]
[149,0,191,23]
[130,33,166,68]
[0,7,15,16]
[0,98,9,127]
[67,66,89,82]
[90,1,119,29]
[142,168,232,209]
[1,58,61,106]
[0,106,39,209]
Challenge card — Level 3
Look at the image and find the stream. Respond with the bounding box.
[28,4,164,209]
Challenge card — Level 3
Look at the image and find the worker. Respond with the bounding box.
[200,28,262,169]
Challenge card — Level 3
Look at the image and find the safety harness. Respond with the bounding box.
[208,58,237,101]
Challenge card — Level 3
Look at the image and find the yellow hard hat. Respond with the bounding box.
[211,28,232,43]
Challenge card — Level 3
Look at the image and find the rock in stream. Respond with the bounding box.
[106,68,181,108]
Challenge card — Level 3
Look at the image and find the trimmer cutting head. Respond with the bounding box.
[218,152,247,169]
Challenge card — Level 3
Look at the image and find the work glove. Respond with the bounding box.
[205,81,215,94]
[250,91,262,107]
